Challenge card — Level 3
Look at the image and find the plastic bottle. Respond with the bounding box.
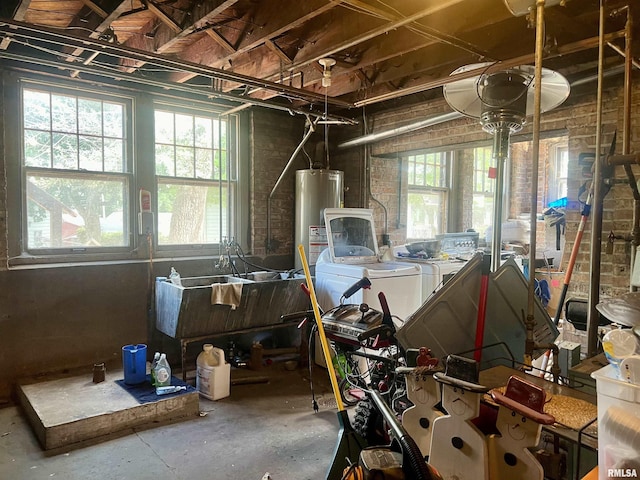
[169,267,182,286]
[154,353,171,388]
[156,385,186,395]
[150,351,160,386]
[196,344,230,400]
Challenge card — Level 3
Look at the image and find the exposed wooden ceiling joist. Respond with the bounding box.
[0,0,635,118]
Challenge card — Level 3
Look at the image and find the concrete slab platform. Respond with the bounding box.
[17,370,199,450]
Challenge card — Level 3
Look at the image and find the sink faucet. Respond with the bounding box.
[216,237,230,270]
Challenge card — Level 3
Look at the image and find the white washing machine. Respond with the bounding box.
[393,245,467,302]
[315,208,422,323]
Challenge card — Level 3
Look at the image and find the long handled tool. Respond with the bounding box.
[552,188,592,326]
[297,245,365,480]
[553,132,615,326]
[474,254,492,363]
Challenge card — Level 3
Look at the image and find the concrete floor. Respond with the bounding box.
[0,364,340,480]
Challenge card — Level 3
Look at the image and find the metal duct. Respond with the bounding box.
[337,111,462,149]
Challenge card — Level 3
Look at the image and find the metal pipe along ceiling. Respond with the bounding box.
[338,111,463,149]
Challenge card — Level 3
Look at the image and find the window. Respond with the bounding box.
[8,77,245,267]
[22,86,131,252]
[552,144,568,202]
[472,145,494,238]
[406,152,450,239]
[154,107,236,247]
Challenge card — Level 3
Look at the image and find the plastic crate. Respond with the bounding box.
[591,364,640,480]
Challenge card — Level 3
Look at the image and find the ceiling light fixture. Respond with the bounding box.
[319,58,336,87]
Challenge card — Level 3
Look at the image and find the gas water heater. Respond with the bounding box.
[295,169,344,271]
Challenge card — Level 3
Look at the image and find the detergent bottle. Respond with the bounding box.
[154,353,171,389]
[196,344,230,400]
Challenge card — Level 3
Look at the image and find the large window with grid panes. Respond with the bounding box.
[154,106,236,248]
[21,84,132,253]
[406,151,451,239]
[9,78,241,266]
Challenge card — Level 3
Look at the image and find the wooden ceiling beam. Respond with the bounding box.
[238,0,500,99]
[335,0,490,59]
[236,0,472,99]
[265,39,292,64]
[12,0,32,21]
[122,0,239,77]
[79,0,108,19]
[171,0,334,83]
[66,0,131,75]
[141,0,182,34]
[205,28,236,55]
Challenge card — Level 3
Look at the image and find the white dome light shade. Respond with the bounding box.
[443,62,570,119]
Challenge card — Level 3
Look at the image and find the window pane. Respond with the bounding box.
[219,150,227,181]
[472,193,494,239]
[156,144,175,176]
[195,117,212,148]
[51,94,77,133]
[24,130,51,167]
[415,163,425,186]
[26,175,128,248]
[157,182,228,245]
[175,114,193,146]
[24,90,50,129]
[407,191,445,238]
[176,147,194,177]
[213,119,221,147]
[52,133,78,169]
[104,138,124,172]
[78,98,103,135]
[103,102,123,138]
[196,148,213,179]
[79,135,103,171]
[155,110,174,143]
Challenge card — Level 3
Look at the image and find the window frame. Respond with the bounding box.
[152,101,240,254]
[7,78,136,266]
[5,73,247,267]
[405,150,451,240]
[551,143,569,203]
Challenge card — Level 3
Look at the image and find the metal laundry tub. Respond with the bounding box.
[155,273,310,339]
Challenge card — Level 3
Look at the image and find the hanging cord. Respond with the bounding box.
[324,89,330,169]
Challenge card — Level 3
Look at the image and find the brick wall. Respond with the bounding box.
[250,109,306,257]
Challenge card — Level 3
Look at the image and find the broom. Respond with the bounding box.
[297,245,366,480]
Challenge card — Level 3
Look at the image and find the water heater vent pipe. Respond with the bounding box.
[267,116,318,252]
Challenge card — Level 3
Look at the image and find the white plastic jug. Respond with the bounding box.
[196,344,230,400]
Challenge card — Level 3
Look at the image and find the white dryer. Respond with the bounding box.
[315,208,422,322]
